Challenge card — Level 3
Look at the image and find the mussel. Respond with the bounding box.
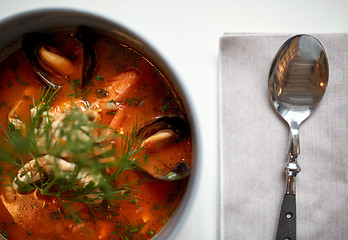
[22,26,96,89]
[136,115,191,181]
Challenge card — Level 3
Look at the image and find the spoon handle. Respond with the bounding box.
[275,194,296,240]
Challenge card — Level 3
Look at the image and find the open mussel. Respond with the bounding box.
[136,115,191,181]
[22,26,96,89]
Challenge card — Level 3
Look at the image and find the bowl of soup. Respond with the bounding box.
[0,9,199,240]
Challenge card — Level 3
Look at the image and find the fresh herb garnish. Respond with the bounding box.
[15,76,29,86]
[0,87,146,239]
[1,229,8,238]
[107,111,116,115]
[113,224,144,239]
[49,210,61,220]
[81,89,92,100]
[68,79,81,98]
[160,104,170,113]
[6,81,12,88]
[133,58,137,67]
[95,75,105,81]
[125,97,144,107]
[0,101,7,109]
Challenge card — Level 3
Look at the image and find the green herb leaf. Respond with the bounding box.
[0,86,147,239]
[160,104,170,113]
[95,75,105,81]
[16,76,29,86]
[1,229,8,238]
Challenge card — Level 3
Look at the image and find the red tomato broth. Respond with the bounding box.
[0,30,191,239]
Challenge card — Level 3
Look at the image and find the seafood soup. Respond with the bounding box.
[0,26,192,240]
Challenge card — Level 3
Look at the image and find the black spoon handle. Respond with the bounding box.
[276,194,296,240]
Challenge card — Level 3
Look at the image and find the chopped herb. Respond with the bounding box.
[1,229,8,238]
[107,111,116,115]
[114,224,122,229]
[73,79,81,86]
[130,224,143,233]
[27,231,32,236]
[6,80,12,88]
[16,76,29,86]
[68,79,81,98]
[49,210,61,220]
[0,101,8,109]
[148,230,154,236]
[160,104,170,113]
[143,154,148,163]
[73,79,81,98]
[141,83,147,91]
[108,100,115,103]
[81,89,92,100]
[152,204,160,210]
[126,97,144,107]
[95,75,105,81]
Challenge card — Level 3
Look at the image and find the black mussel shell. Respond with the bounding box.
[21,26,96,89]
[22,32,58,88]
[137,115,190,142]
[76,26,97,88]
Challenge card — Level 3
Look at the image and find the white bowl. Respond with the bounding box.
[0,8,201,240]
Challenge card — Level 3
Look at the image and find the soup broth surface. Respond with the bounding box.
[0,30,191,240]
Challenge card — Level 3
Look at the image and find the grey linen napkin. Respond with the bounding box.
[219,33,348,240]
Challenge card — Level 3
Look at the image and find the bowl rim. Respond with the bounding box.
[0,8,202,240]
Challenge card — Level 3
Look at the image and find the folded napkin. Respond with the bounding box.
[219,33,348,240]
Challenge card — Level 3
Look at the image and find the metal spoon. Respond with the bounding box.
[268,34,328,240]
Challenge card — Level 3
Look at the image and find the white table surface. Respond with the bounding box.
[1,1,348,239]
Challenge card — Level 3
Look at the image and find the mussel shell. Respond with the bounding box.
[136,161,190,181]
[22,32,58,88]
[21,26,96,89]
[76,26,97,88]
[137,115,190,142]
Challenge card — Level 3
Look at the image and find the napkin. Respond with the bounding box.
[218,33,348,240]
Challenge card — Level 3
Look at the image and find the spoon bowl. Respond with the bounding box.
[269,34,328,126]
[268,34,328,240]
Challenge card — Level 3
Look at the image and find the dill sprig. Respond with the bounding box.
[0,87,145,237]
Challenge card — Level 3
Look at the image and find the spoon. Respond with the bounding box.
[268,34,328,240]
